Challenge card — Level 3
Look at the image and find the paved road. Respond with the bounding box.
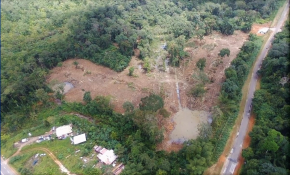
[222,1,289,175]
[1,158,16,175]
[1,132,52,175]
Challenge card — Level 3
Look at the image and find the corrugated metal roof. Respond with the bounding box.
[72,133,86,145]
[56,125,72,137]
[258,28,269,34]
[97,149,118,165]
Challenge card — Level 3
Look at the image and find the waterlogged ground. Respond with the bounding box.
[170,108,209,143]
[51,82,74,94]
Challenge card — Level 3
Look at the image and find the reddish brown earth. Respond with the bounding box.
[250,22,272,36]
[181,31,248,111]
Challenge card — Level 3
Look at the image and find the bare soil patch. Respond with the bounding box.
[250,22,272,36]
[47,30,248,152]
[181,31,248,111]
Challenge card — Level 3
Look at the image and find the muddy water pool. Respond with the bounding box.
[169,108,209,143]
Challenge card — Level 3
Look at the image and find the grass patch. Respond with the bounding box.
[141,88,150,93]
[10,150,63,175]
[21,138,98,174]
[127,82,136,90]
[202,43,216,51]
[1,107,64,158]
[1,124,52,158]
[185,41,197,48]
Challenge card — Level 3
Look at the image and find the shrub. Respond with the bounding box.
[139,94,164,112]
[129,67,134,76]
[9,155,23,164]
[123,101,134,113]
[218,48,230,57]
[44,120,50,127]
[190,84,206,97]
[159,108,171,118]
[196,58,206,71]
[57,62,63,67]
[83,91,92,103]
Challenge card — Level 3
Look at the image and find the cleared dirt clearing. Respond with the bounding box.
[47,30,248,152]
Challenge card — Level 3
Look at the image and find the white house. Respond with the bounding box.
[258,28,269,34]
[97,148,118,165]
[56,124,72,138]
[72,133,86,145]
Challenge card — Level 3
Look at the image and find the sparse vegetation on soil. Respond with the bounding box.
[47,31,248,151]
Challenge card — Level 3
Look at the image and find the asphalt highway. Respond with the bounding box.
[222,1,289,175]
[1,158,16,175]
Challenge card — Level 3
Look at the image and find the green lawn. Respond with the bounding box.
[9,150,63,175]
[21,135,99,174]
[1,125,52,158]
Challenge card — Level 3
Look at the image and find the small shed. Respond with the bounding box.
[258,28,269,34]
[72,133,86,145]
[113,164,125,175]
[56,124,72,138]
[94,145,103,153]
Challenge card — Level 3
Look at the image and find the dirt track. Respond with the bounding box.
[20,147,72,175]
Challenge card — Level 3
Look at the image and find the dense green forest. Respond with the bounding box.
[1,0,286,174]
[241,21,290,175]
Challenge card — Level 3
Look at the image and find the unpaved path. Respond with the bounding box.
[20,147,72,175]
[5,144,72,175]
[5,133,51,163]
[3,115,92,175]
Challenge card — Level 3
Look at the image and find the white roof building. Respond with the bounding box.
[56,124,72,137]
[97,148,118,165]
[72,133,86,145]
[258,28,269,34]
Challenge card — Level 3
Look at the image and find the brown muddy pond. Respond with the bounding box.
[169,108,209,143]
